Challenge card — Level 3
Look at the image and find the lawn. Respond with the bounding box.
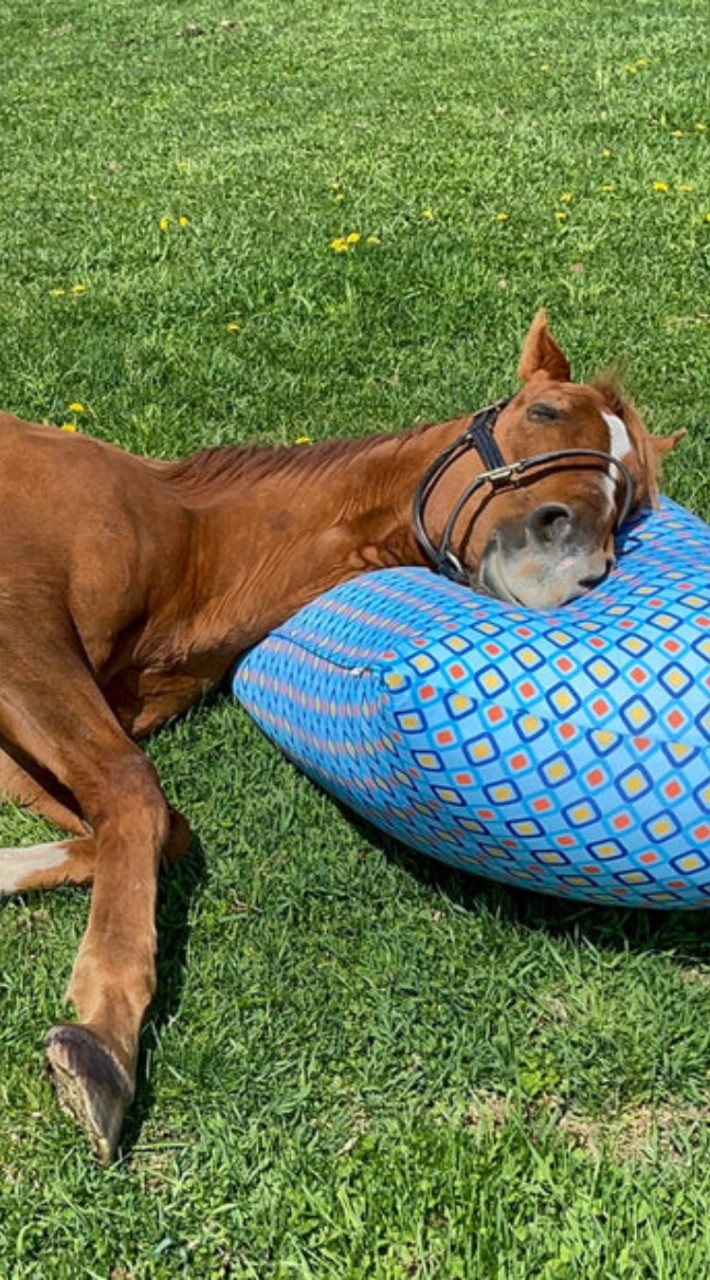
[1,0,710,1275]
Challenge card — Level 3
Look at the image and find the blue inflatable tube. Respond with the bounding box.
[233,498,710,909]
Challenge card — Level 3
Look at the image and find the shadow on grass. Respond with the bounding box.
[119,835,207,1159]
[340,803,710,970]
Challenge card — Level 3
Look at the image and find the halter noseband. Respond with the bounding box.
[412,397,635,584]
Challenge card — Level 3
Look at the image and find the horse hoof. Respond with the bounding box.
[44,1023,134,1164]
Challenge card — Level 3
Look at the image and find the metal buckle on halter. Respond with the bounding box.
[480,460,526,487]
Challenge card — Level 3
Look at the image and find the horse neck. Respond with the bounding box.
[177,415,469,644]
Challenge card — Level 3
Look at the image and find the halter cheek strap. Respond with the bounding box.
[466,404,508,471]
[412,398,635,585]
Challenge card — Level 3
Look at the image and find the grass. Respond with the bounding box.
[1,0,710,1274]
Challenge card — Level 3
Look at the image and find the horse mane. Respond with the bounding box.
[152,422,438,501]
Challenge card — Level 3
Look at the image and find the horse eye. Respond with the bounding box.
[528,402,561,423]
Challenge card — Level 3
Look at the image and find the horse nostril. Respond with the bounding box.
[528,503,572,547]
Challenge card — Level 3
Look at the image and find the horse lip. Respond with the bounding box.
[478,556,524,605]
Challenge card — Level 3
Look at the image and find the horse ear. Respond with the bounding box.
[517,309,572,383]
[650,429,687,458]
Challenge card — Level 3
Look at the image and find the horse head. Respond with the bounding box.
[414,310,684,608]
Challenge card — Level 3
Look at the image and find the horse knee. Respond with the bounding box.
[89,753,171,849]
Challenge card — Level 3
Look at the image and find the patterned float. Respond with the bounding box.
[233,498,710,909]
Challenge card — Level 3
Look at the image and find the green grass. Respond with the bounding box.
[2,0,710,1274]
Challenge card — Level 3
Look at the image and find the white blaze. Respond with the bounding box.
[601,411,631,514]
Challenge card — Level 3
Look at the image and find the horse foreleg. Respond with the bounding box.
[0,629,177,1162]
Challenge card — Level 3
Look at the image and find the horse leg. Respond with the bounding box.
[0,745,192,893]
[0,811,191,894]
[0,632,178,1161]
[0,746,87,835]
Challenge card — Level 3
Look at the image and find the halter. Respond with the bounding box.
[412,397,636,584]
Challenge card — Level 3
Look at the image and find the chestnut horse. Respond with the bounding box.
[0,312,679,1160]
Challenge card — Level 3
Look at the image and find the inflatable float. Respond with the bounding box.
[233,498,710,909]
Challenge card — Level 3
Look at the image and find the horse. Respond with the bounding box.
[0,310,681,1161]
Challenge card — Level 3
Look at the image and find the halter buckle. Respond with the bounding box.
[482,460,526,487]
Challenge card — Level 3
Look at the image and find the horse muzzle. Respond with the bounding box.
[478,502,616,608]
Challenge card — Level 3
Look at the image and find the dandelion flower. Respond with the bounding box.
[346,232,361,244]
[329,237,349,253]
[158,217,171,231]
[294,435,312,445]
[705,212,710,223]
[652,181,669,192]
[671,130,684,138]
[696,123,708,132]
[678,184,693,193]
[602,148,612,158]
[178,216,190,227]
[493,212,509,223]
[601,184,615,194]
[335,192,346,201]
[71,284,87,294]
[366,235,381,245]
[68,402,85,413]
[226,323,241,332]
[420,208,434,221]
[58,423,77,432]
[554,210,567,221]
[560,192,573,203]
[625,64,638,74]
[50,288,66,297]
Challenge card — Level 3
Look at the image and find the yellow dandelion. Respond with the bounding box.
[560,192,573,203]
[602,148,612,158]
[58,423,78,433]
[335,191,346,201]
[670,130,684,138]
[226,323,241,332]
[329,237,349,253]
[71,283,87,294]
[636,57,648,67]
[68,401,85,413]
[158,217,171,231]
[346,232,361,244]
[50,288,66,297]
[652,181,669,192]
[366,235,381,245]
[695,123,708,132]
[178,216,190,227]
[678,184,693,193]
[540,63,549,72]
[601,184,615,194]
[554,210,567,221]
[705,212,710,223]
[493,212,509,223]
[625,63,638,74]
[294,435,312,445]
[420,208,434,221]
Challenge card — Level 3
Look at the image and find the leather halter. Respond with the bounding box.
[412,397,636,584]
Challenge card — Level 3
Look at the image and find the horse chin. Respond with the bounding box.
[478,548,611,610]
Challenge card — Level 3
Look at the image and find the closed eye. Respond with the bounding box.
[527,401,562,423]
